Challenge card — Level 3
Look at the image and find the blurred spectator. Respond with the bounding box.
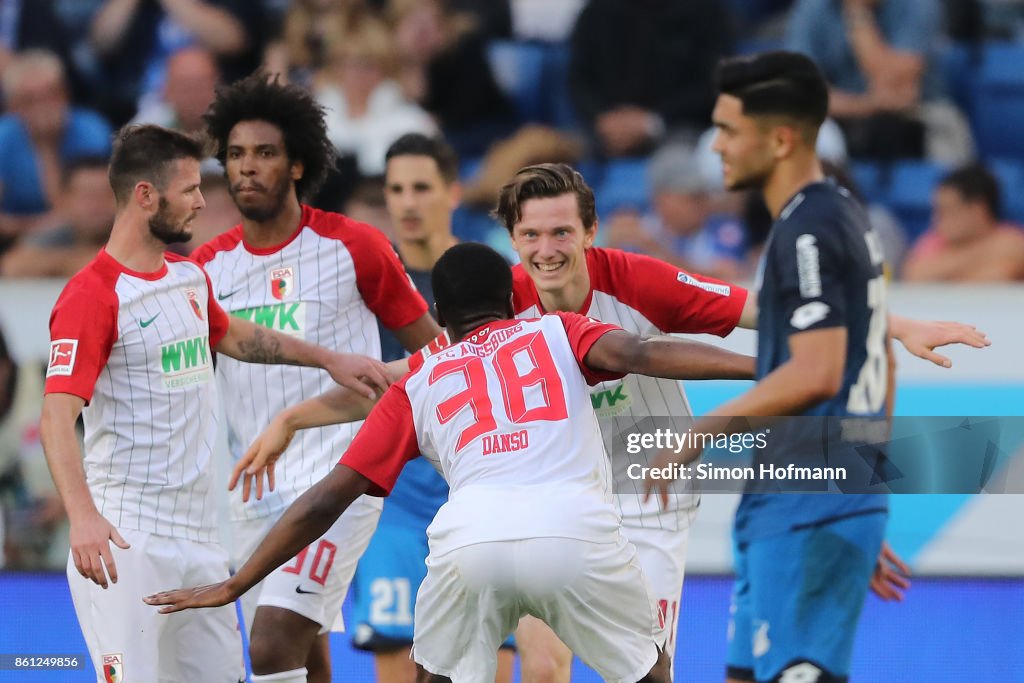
[605,146,749,281]
[0,50,111,249]
[315,16,436,177]
[0,157,113,278]
[0,325,65,571]
[0,0,76,93]
[510,0,584,42]
[131,46,220,134]
[786,0,974,164]
[568,0,733,157]
[903,163,1024,281]
[178,172,241,254]
[263,0,370,86]
[344,177,394,240]
[461,125,583,210]
[89,0,264,125]
[389,0,516,158]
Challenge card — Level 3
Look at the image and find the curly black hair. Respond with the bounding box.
[203,73,336,201]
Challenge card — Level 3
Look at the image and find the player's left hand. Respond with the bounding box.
[144,580,239,614]
[324,352,391,400]
[892,318,990,368]
[230,414,294,502]
[869,541,911,601]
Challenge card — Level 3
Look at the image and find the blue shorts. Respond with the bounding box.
[726,511,886,682]
[351,520,515,651]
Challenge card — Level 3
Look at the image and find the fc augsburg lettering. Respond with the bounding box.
[159,336,212,389]
[231,302,306,337]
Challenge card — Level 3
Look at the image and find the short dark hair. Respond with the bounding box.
[433,243,512,327]
[493,163,597,234]
[108,125,211,203]
[715,51,829,138]
[939,163,1002,218]
[63,154,111,188]
[203,73,336,200]
[385,133,460,184]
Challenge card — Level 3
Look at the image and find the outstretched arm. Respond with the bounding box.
[584,331,756,381]
[215,316,391,399]
[888,315,990,368]
[230,358,411,501]
[145,464,371,612]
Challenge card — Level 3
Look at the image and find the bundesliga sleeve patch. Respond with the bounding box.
[46,339,79,377]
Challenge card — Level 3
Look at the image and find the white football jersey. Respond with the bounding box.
[192,205,427,519]
[45,250,230,541]
[511,247,748,526]
[341,314,626,556]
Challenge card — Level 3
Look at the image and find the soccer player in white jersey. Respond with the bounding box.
[239,163,990,681]
[145,242,762,683]
[40,124,390,683]
[190,75,441,683]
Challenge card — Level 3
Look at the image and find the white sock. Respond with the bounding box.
[251,668,308,683]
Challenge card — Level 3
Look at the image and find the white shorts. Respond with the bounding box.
[231,494,382,635]
[621,506,697,666]
[67,528,244,683]
[413,534,660,683]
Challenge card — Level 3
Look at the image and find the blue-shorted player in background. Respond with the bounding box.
[648,51,908,683]
[349,133,515,682]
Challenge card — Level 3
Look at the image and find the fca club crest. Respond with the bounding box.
[271,267,295,300]
[185,288,204,320]
[102,653,123,682]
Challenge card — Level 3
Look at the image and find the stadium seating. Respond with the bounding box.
[969,42,1024,160]
[487,41,549,124]
[595,157,651,218]
[885,161,949,241]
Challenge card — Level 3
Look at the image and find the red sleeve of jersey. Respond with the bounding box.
[201,266,230,347]
[589,248,747,337]
[44,273,118,403]
[554,311,626,386]
[338,381,419,496]
[340,220,429,330]
[408,330,452,372]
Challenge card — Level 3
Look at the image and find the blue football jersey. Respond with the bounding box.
[736,181,890,540]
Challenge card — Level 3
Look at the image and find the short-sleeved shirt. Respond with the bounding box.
[44,249,230,541]
[377,262,449,528]
[341,313,623,555]
[0,108,112,214]
[192,205,428,520]
[785,0,944,101]
[512,246,748,524]
[737,181,890,541]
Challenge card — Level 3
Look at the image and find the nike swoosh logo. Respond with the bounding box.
[217,288,242,300]
[295,585,319,595]
[139,314,161,328]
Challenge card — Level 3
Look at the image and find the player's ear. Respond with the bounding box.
[448,180,462,211]
[584,220,597,249]
[772,125,798,160]
[134,181,156,210]
[506,294,515,319]
[435,305,446,328]
[290,160,304,182]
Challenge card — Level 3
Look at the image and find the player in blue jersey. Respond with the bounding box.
[648,51,908,683]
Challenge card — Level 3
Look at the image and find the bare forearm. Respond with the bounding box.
[218,319,327,368]
[282,389,376,431]
[159,0,247,54]
[91,0,140,54]
[40,410,96,521]
[631,337,756,381]
[228,467,368,594]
